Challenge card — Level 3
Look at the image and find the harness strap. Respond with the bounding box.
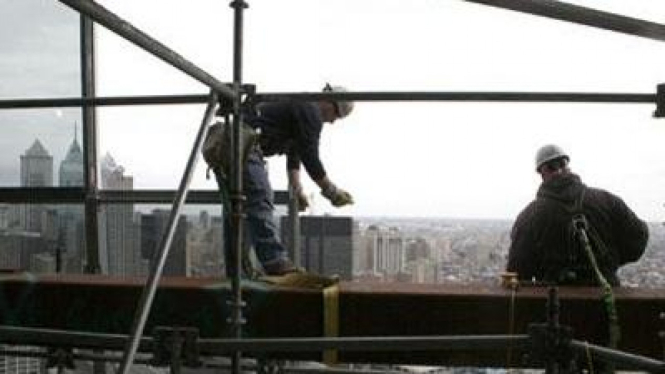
[542,187,621,352]
[323,283,340,365]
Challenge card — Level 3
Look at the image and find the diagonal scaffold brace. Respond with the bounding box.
[115,92,219,374]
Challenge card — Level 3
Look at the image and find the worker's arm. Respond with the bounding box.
[507,204,539,281]
[314,175,354,207]
[287,168,309,212]
[610,193,649,264]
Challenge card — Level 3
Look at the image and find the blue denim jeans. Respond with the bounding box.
[223,150,288,275]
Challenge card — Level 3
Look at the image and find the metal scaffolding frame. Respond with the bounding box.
[1,0,665,373]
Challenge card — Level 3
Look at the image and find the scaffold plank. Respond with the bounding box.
[0,273,662,367]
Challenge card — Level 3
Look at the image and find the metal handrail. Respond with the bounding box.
[0,188,289,205]
[0,91,655,110]
[569,340,665,373]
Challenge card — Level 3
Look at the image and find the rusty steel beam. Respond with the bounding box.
[0,273,663,367]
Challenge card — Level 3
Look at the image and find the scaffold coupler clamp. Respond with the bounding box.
[216,89,235,118]
[226,299,247,325]
[152,326,201,369]
[654,83,665,118]
[216,83,257,117]
[45,347,75,371]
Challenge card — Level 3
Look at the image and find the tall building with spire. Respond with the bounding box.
[99,153,140,276]
[58,125,84,186]
[58,127,85,273]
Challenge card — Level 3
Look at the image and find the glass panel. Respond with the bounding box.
[0,203,85,274]
[0,109,83,187]
[0,0,80,99]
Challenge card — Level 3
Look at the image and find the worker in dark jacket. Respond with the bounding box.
[507,144,648,286]
[227,84,355,276]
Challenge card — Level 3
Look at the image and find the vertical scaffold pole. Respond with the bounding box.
[117,93,218,374]
[229,1,248,374]
[545,287,561,374]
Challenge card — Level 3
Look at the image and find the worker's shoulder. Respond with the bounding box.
[583,185,624,205]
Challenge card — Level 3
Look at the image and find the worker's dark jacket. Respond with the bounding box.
[507,173,648,286]
[245,100,326,181]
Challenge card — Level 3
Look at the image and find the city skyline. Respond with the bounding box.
[2,132,664,289]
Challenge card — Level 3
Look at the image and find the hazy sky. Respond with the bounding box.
[0,0,81,184]
[4,1,665,221]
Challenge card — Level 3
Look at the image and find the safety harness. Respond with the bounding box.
[203,112,262,279]
[542,188,620,352]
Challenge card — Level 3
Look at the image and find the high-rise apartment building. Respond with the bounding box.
[359,225,406,279]
[18,140,52,233]
[140,209,188,276]
[281,215,356,280]
[99,153,140,276]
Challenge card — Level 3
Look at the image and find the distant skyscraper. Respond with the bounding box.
[58,129,85,273]
[20,139,53,188]
[360,225,405,278]
[140,209,188,276]
[18,139,53,233]
[0,205,8,229]
[58,126,83,186]
[99,153,140,276]
[281,215,356,280]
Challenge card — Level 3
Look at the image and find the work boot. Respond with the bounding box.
[261,258,299,276]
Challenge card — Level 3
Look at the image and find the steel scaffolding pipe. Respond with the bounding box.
[228,1,249,374]
[196,335,531,354]
[461,0,665,43]
[0,188,289,205]
[57,0,236,100]
[0,91,655,110]
[255,91,655,103]
[118,93,218,374]
[0,95,210,109]
[570,340,665,373]
[0,324,529,358]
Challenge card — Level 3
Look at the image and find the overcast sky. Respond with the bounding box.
[0,0,80,183]
[3,0,665,221]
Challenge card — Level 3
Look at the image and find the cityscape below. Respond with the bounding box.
[1,136,664,288]
[1,137,664,374]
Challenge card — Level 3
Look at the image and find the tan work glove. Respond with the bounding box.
[321,182,354,207]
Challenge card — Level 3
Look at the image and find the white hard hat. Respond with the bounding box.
[323,83,354,118]
[535,144,569,172]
